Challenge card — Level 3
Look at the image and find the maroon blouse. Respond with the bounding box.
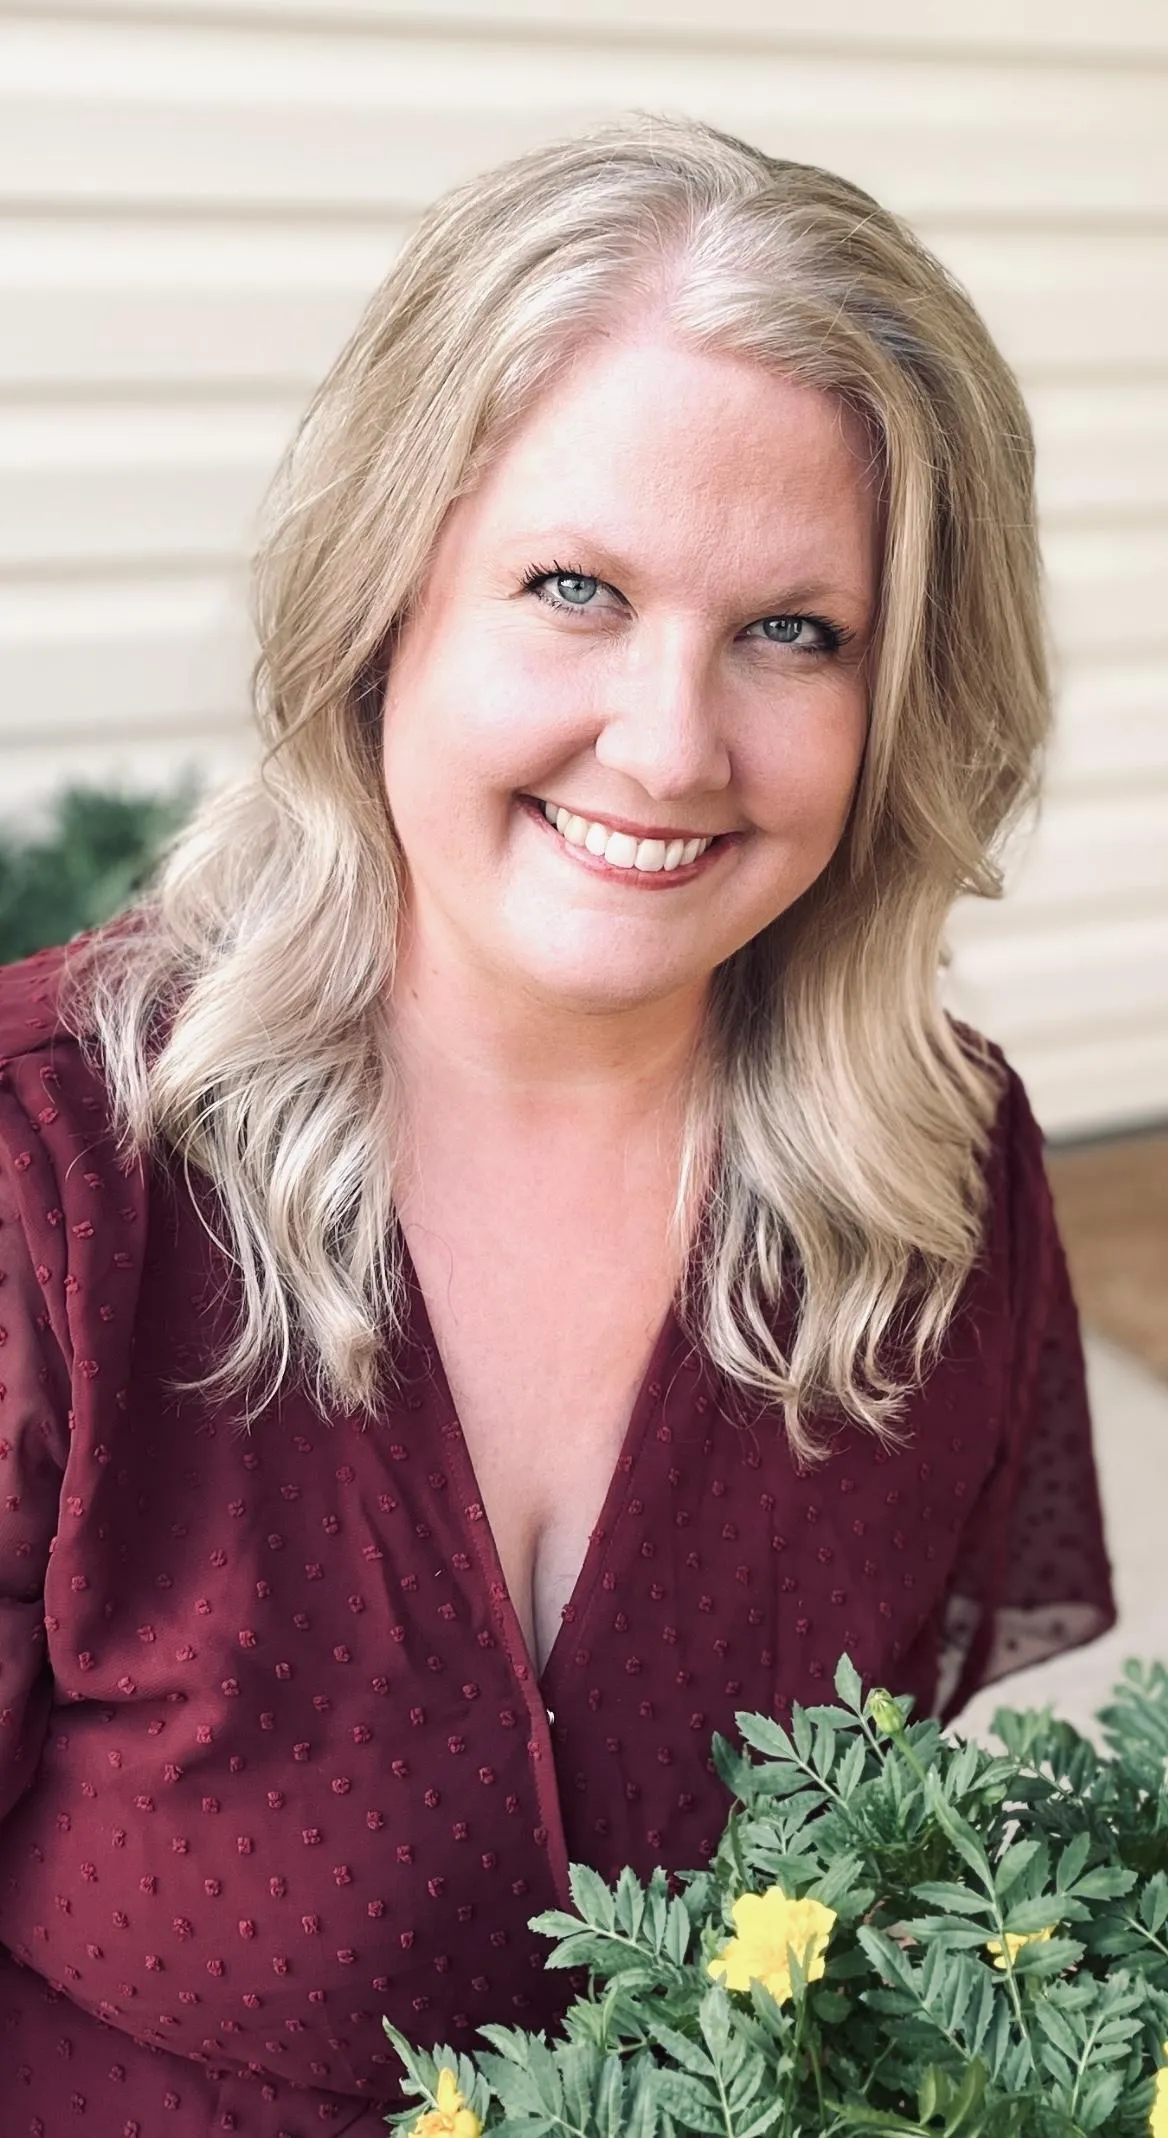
[0,942,1114,2136]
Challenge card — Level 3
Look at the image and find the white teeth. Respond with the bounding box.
[604,831,638,869]
[538,799,713,873]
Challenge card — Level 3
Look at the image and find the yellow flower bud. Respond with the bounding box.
[866,1689,904,1736]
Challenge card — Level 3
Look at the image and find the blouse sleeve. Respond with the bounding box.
[937,1061,1117,1722]
[0,1125,71,1820]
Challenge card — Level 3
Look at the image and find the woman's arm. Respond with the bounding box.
[938,1061,1117,1723]
[0,1128,71,1823]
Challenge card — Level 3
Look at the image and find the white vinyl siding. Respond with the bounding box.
[1,3,1166,1135]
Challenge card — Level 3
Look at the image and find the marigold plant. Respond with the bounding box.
[384,1656,1168,2136]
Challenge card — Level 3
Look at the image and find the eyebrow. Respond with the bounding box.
[507,531,870,618]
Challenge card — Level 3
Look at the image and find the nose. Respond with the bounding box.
[591,622,732,801]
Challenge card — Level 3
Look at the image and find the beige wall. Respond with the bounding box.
[2,1,1166,1134]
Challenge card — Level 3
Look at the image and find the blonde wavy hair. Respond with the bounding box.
[65,114,1048,1459]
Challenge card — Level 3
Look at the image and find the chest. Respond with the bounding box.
[402,1217,679,1674]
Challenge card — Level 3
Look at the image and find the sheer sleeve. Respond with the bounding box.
[0,1121,70,1819]
[937,1062,1117,1722]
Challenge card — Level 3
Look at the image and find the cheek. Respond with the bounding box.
[385,623,594,801]
[381,637,495,831]
[465,629,607,782]
[740,688,868,841]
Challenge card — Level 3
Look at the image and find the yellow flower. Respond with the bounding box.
[984,1925,1055,1970]
[1150,2058,1168,2138]
[707,1887,837,2005]
[407,2068,482,2138]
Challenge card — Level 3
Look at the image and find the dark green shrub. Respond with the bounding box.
[0,782,197,965]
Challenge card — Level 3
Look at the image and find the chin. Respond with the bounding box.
[517,950,698,1018]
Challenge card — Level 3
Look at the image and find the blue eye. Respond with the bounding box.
[747,615,838,650]
[522,568,602,610]
[550,573,598,606]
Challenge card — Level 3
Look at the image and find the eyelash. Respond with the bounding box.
[520,560,852,655]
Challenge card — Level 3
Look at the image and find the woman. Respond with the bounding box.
[0,116,1113,2134]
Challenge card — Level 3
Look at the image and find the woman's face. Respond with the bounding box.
[381,329,881,1019]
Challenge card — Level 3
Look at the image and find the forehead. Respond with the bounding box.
[461,330,880,597]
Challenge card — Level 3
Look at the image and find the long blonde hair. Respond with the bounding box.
[64,114,1048,1459]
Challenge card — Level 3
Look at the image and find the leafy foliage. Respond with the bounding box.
[0,781,196,963]
[383,1656,1168,2137]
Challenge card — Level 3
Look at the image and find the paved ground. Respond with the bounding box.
[953,1333,1168,1744]
[1048,1134,1168,1379]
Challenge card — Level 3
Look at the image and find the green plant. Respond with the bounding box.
[0,781,196,964]
[383,1658,1168,2137]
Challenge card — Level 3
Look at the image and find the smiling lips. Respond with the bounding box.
[537,798,716,874]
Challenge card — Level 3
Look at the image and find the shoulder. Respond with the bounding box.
[0,936,109,1143]
[948,1016,1045,1198]
[0,937,147,1282]
[982,1038,1052,1240]
[0,941,151,1482]
[0,937,88,1060]
[947,1021,1066,1384]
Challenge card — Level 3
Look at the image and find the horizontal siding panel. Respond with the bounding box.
[0,575,252,739]
[946,909,1168,1045]
[4,22,1168,219]
[1048,664,1168,792]
[37,0,1168,60]
[916,226,1168,377]
[4,219,1168,395]
[1044,526,1168,658]
[991,794,1168,918]
[1030,383,1168,520]
[1017,1026,1168,1139]
[0,219,396,390]
[0,403,296,568]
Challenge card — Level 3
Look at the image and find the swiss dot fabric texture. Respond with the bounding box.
[0,943,1114,2135]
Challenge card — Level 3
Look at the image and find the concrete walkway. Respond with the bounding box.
[953,1333,1168,1744]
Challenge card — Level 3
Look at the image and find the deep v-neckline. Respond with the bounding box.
[397,1228,683,1696]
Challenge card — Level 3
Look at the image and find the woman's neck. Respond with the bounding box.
[388,921,710,1141]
